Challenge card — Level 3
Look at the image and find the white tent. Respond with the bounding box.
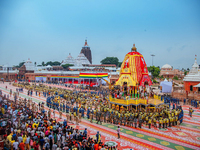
[194,83,200,87]
[160,79,172,93]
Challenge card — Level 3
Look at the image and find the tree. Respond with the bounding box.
[147,66,160,78]
[118,62,122,68]
[173,76,179,80]
[153,79,157,83]
[184,71,189,75]
[100,57,119,66]
[52,61,61,66]
[61,64,74,70]
[14,62,25,68]
[45,61,61,66]
[42,61,45,66]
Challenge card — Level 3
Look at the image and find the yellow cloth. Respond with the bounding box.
[23,135,27,143]
[7,134,12,142]
[1,108,5,114]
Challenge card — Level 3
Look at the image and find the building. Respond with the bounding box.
[0,39,120,84]
[80,39,92,64]
[159,64,184,79]
[75,53,91,67]
[0,64,18,80]
[61,40,92,67]
[183,58,200,92]
[61,53,76,65]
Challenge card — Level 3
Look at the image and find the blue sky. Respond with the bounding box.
[0,0,200,69]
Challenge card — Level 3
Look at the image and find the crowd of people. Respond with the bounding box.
[0,81,188,150]
[0,88,118,150]
[12,83,184,130]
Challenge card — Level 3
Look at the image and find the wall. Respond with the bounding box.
[184,81,200,92]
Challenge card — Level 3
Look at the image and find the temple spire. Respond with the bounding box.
[131,44,137,52]
[84,38,88,46]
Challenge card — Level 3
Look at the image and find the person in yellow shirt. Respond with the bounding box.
[10,137,15,150]
[50,125,53,131]
[148,118,152,129]
[7,133,13,142]
[166,118,169,128]
[22,133,27,143]
[159,118,162,129]
[172,117,175,126]
[1,107,5,115]
[32,122,39,129]
[145,116,148,125]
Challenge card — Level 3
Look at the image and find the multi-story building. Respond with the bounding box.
[159,64,184,79]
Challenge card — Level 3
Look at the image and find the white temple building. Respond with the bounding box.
[183,58,200,82]
[183,57,200,92]
[61,53,76,65]
[75,53,91,67]
[24,59,36,71]
[61,52,91,67]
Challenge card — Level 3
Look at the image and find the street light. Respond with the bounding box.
[151,54,155,66]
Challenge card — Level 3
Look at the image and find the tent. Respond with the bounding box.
[194,83,200,87]
[160,78,172,93]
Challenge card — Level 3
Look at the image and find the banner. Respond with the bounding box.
[35,76,46,82]
[79,73,108,78]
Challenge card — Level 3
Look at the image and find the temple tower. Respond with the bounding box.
[81,39,92,64]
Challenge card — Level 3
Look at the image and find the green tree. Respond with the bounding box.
[118,62,122,68]
[173,76,179,80]
[100,57,119,66]
[42,61,45,66]
[14,62,25,68]
[153,79,157,83]
[52,61,61,66]
[45,61,61,66]
[19,62,25,68]
[61,64,74,70]
[147,66,160,78]
[184,71,189,75]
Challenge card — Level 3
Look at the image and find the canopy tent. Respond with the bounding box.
[160,79,172,93]
[194,83,200,87]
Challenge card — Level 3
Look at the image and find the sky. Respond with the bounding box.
[0,0,200,69]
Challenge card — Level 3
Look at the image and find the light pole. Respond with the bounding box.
[151,54,155,66]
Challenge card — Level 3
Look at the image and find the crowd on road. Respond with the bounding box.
[13,82,184,130]
[0,81,190,150]
[0,88,118,150]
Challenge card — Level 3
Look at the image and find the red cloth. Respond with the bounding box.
[34,144,39,150]
[19,142,25,150]
[94,144,99,150]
